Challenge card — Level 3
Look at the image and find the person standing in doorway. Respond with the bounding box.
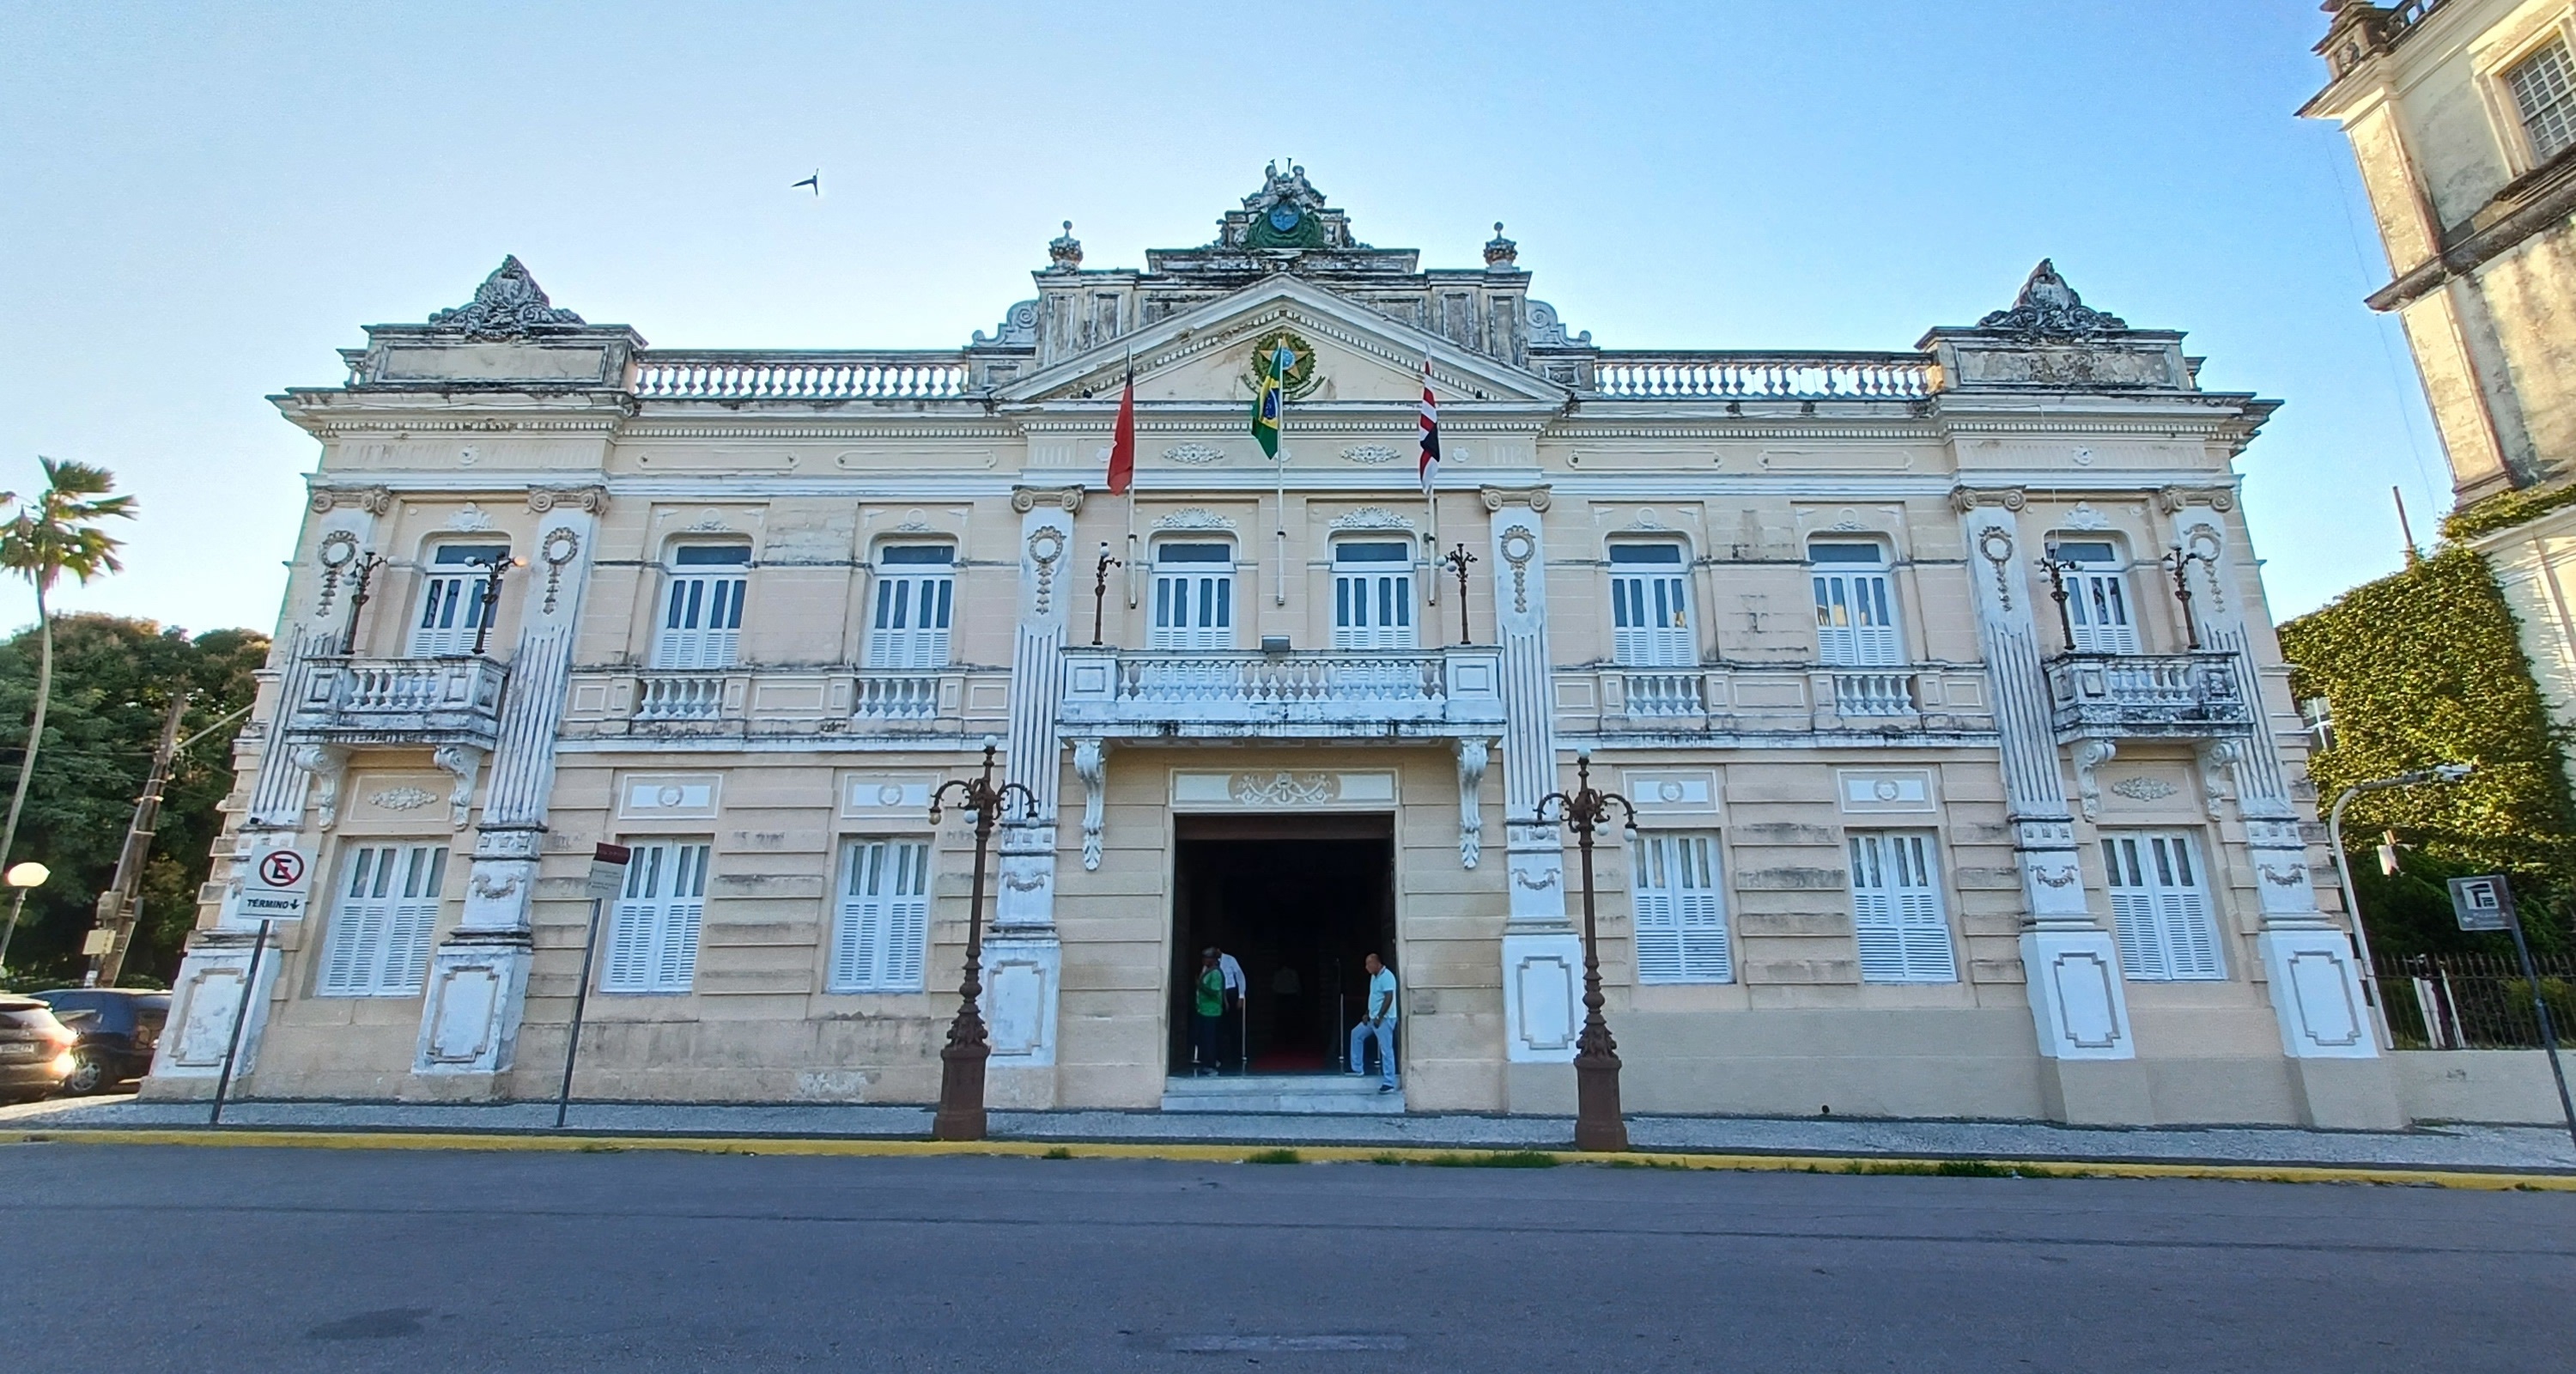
[1347,951,1399,1092]
[1192,948,1227,1077]
[1214,945,1246,1073]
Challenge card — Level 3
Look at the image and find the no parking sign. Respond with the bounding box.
[235,847,315,921]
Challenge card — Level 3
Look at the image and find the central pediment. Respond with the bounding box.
[994,276,1566,410]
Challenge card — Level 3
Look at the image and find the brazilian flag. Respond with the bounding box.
[1250,344,1290,459]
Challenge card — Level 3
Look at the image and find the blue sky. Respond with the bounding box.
[0,1,2445,635]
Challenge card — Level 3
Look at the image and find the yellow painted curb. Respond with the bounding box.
[5,1127,2572,1191]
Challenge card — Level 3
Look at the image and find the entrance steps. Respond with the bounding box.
[1161,1073,1406,1115]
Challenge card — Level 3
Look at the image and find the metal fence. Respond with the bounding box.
[2375,951,2576,1050]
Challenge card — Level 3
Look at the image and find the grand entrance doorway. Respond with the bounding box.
[1169,813,1397,1078]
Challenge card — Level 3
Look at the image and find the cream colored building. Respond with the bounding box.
[2308,1,2576,733]
[147,167,2401,1128]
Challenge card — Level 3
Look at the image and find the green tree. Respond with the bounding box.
[0,616,264,988]
[0,459,137,887]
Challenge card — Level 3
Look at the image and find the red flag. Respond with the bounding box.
[1106,368,1136,495]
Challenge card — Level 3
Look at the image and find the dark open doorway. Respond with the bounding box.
[1170,813,1397,1077]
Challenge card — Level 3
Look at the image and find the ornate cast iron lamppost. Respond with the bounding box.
[2035,551,2080,651]
[1535,754,1634,1152]
[2160,544,2215,650]
[927,741,1036,1141]
[1091,542,1122,647]
[343,551,388,655]
[463,552,525,658]
[1441,543,1477,646]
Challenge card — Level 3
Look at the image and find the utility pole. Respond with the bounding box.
[86,690,188,987]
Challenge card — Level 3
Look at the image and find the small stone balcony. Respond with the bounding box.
[560,667,1010,739]
[1059,646,1506,740]
[1565,663,1995,738]
[283,655,509,751]
[2043,652,2254,743]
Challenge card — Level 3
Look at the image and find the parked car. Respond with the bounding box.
[28,989,169,1096]
[0,997,77,1103]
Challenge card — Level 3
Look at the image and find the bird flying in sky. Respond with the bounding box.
[792,171,820,196]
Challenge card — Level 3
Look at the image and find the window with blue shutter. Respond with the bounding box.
[829,839,932,992]
[653,544,750,670]
[1609,543,1693,666]
[1849,831,1956,984]
[2102,831,2224,982]
[603,840,711,993]
[867,544,956,670]
[317,844,448,997]
[1630,832,1732,983]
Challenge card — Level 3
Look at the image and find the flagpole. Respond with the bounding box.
[1125,345,1139,610]
[1273,344,1288,608]
[1424,358,1440,608]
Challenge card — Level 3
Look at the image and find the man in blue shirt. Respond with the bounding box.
[1347,951,1399,1091]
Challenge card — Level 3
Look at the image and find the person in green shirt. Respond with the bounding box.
[1190,948,1227,1077]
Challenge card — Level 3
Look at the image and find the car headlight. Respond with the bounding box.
[50,1051,76,1076]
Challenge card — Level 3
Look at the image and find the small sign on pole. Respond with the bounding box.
[2445,873,2576,1150]
[558,842,632,1129]
[235,848,315,922]
[2449,875,2515,932]
[585,842,633,900]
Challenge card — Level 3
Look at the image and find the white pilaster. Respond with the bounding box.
[151,924,284,1083]
[1486,489,1577,1063]
[1959,490,2133,1062]
[987,485,1080,1090]
[414,490,605,1078]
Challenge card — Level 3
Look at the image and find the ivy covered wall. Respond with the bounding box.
[2277,547,2576,953]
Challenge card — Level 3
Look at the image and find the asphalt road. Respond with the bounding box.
[3,1144,2571,1372]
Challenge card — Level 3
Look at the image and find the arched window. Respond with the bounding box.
[653,544,750,670]
[1808,539,1902,666]
[2047,538,2139,654]
[1332,539,1415,650]
[410,543,510,657]
[867,544,956,669]
[1608,543,1693,666]
[1151,542,1235,651]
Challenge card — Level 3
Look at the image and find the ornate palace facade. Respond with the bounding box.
[149,167,2400,1127]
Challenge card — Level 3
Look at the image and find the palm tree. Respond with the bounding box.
[0,459,137,882]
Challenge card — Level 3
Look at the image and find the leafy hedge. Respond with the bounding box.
[2277,547,2576,952]
[2439,480,2576,542]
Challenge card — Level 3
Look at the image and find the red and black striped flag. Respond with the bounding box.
[1418,361,1440,498]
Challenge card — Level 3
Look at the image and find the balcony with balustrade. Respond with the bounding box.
[2042,652,2255,744]
[559,667,1010,741]
[282,656,510,751]
[1588,352,1935,402]
[1059,646,1506,740]
[1562,663,1996,739]
[629,351,974,401]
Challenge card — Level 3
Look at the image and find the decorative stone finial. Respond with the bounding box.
[426,256,586,339]
[1976,259,2127,342]
[1048,220,1083,271]
[1484,222,1518,270]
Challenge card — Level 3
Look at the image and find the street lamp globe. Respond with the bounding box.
[0,860,48,974]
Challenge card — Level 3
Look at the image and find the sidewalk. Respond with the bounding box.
[8,1093,2573,1174]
